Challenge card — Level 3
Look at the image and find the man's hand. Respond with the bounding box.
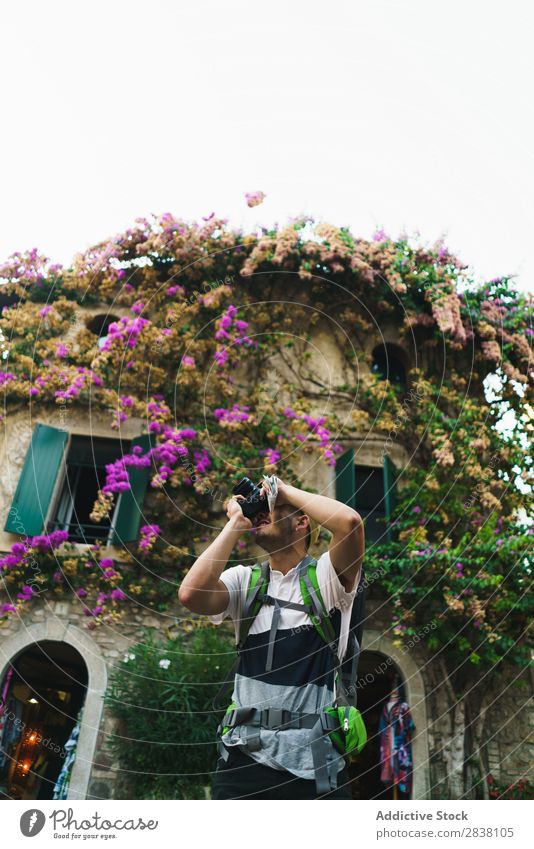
[225,495,253,533]
[260,476,289,506]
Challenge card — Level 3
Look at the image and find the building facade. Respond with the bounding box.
[0,304,532,800]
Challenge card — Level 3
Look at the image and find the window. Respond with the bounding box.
[335,448,398,543]
[86,314,119,349]
[4,424,152,544]
[47,436,125,544]
[371,343,406,386]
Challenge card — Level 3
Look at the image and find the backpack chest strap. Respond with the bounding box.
[256,593,318,673]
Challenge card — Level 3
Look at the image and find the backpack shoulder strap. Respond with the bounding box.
[298,557,337,646]
[338,567,366,707]
[237,561,270,649]
[212,562,270,711]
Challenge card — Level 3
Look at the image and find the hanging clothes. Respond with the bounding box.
[0,693,24,773]
[0,667,14,757]
[53,709,82,800]
[378,698,415,795]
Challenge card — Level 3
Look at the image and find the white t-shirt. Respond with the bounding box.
[210,548,359,665]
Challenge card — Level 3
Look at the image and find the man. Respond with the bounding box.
[178,475,365,799]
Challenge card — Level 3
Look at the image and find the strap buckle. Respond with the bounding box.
[225,706,256,728]
[265,708,285,729]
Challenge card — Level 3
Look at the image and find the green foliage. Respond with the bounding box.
[103,625,235,799]
[0,217,532,683]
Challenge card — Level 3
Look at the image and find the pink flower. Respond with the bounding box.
[245,191,266,208]
[372,228,388,242]
[139,524,161,552]
[181,355,195,367]
[262,448,281,466]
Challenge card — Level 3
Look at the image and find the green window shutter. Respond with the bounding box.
[335,448,356,509]
[4,424,68,536]
[383,455,398,542]
[112,434,153,544]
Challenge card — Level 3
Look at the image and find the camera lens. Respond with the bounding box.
[232,477,268,519]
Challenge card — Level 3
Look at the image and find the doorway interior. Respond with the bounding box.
[0,640,88,800]
[349,649,412,800]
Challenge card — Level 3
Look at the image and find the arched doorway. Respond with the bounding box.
[0,640,88,800]
[348,630,430,800]
[349,650,407,799]
[0,621,107,800]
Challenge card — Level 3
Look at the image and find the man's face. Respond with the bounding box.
[252,504,306,553]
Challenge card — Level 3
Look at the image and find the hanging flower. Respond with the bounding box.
[245,190,266,208]
[139,524,161,552]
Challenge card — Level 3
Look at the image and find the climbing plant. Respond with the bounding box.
[0,216,532,685]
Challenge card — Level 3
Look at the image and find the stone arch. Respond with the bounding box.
[361,629,430,800]
[0,619,107,800]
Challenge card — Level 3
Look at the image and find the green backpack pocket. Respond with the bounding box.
[325,705,367,760]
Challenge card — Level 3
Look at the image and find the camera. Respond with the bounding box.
[232,477,269,519]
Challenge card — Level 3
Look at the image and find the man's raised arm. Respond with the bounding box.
[275,478,364,593]
[178,496,251,615]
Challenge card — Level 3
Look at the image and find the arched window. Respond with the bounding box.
[86,314,119,349]
[371,343,407,386]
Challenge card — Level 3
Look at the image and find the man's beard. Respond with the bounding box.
[255,517,294,554]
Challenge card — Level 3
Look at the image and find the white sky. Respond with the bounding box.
[1,0,533,292]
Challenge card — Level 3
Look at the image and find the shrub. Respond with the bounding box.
[104,624,235,799]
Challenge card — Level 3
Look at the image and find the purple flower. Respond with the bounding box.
[372,228,388,242]
[138,524,161,552]
[262,448,281,465]
[48,530,69,547]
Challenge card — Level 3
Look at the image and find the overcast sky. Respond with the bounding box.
[1,1,532,292]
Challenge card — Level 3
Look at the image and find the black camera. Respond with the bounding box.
[232,477,269,519]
